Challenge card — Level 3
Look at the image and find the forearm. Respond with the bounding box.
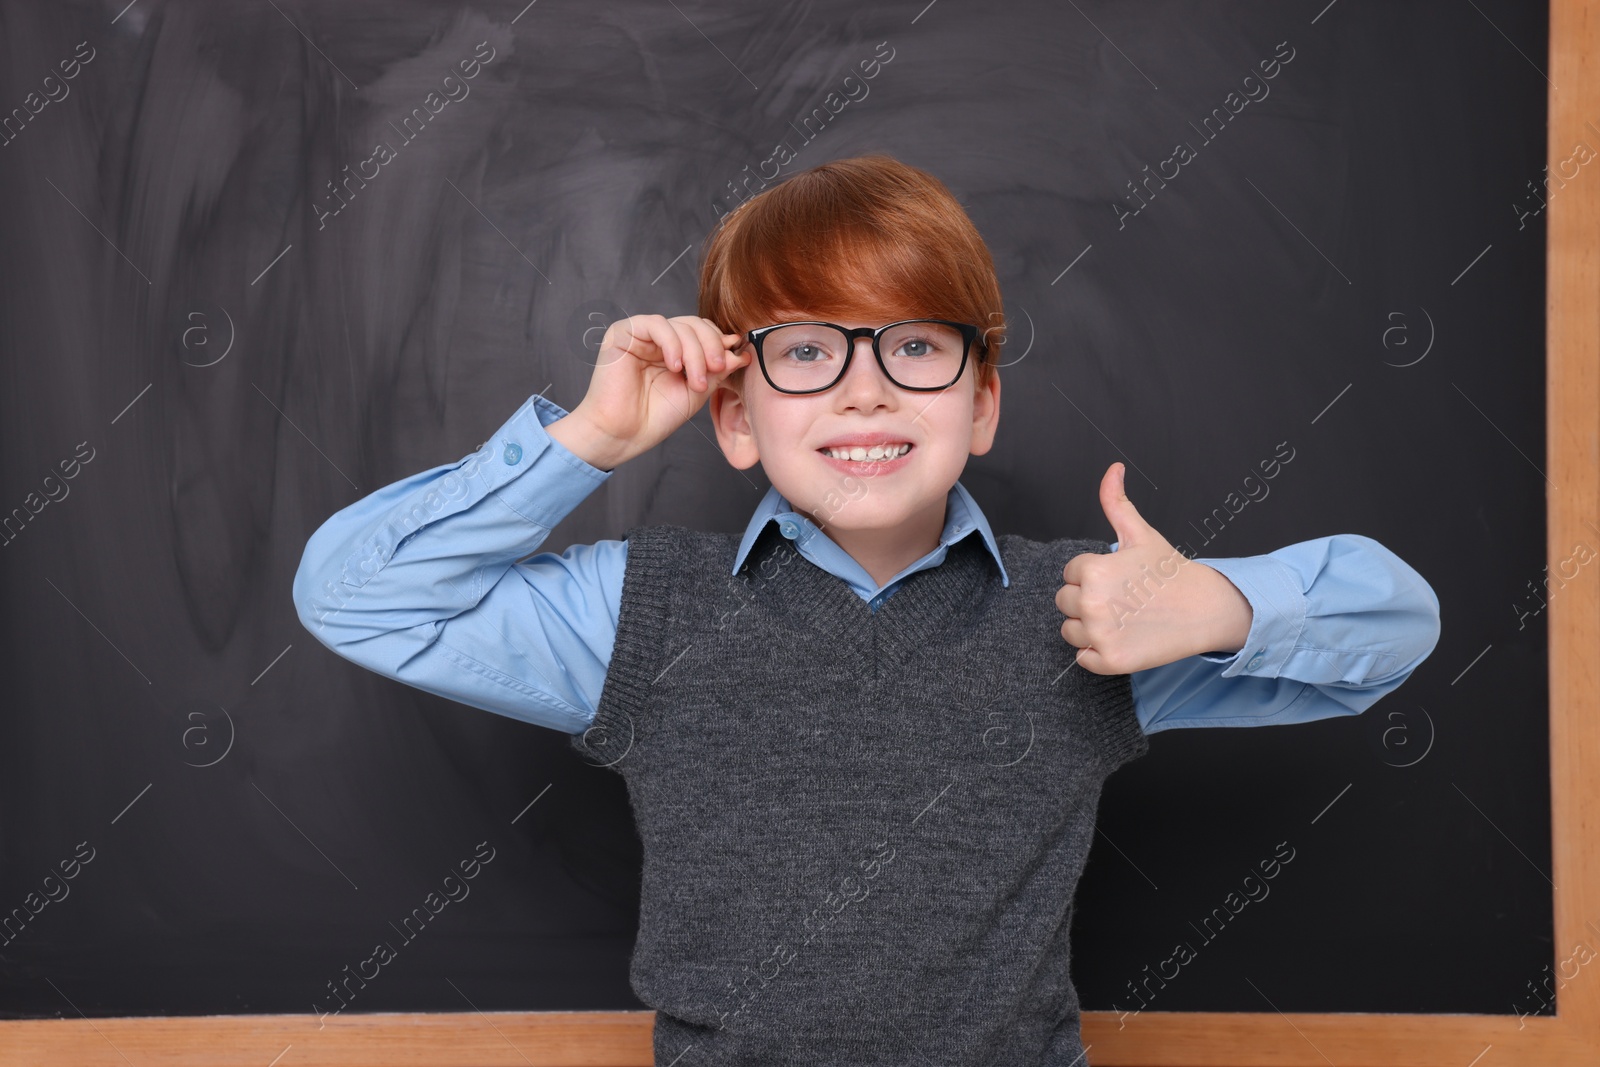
[546,407,637,472]
[293,393,607,656]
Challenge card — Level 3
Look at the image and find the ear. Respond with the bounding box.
[968,365,1001,456]
[710,365,762,470]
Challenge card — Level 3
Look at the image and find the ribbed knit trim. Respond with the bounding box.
[1078,668,1149,770]
[740,524,1001,684]
[994,533,1150,774]
[740,522,873,669]
[1045,536,1150,772]
[568,524,678,771]
[873,534,998,679]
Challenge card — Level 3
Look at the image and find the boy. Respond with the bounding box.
[293,154,1439,1065]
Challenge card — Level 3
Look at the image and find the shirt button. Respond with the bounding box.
[779,520,800,539]
[1246,649,1264,670]
[503,442,523,465]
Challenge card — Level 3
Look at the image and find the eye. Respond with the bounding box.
[893,335,941,359]
[784,343,827,364]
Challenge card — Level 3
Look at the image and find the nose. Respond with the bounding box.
[834,336,896,406]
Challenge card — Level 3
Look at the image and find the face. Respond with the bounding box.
[709,312,1002,538]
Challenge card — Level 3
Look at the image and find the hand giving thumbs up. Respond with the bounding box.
[1055,463,1252,675]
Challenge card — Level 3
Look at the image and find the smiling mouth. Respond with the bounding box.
[816,443,914,462]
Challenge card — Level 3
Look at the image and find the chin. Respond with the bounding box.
[816,493,921,531]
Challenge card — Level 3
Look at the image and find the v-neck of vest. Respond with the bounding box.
[741,523,1001,677]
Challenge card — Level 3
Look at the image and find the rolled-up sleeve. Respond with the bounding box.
[1127,534,1442,733]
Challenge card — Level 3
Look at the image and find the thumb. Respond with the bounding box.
[1099,462,1156,549]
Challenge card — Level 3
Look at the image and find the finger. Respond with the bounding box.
[1074,646,1111,675]
[1098,463,1126,542]
[696,316,744,358]
[701,316,746,350]
[1054,583,1081,621]
[651,315,689,376]
[682,318,720,390]
[682,316,731,376]
[716,326,752,375]
[657,315,692,376]
[630,315,680,373]
[1061,552,1097,588]
[668,318,709,391]
[1059,616,1090,652]
[1099,462,1156,550]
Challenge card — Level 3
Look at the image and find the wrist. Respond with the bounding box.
[547,410,633,472]
[1197,564,1252,655]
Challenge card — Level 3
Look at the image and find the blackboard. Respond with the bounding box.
[0,0,1550,1035]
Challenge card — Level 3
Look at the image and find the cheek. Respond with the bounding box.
[923,402,977,447]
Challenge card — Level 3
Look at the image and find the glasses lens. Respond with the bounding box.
[879,321,967,388]
[760,324,851,391]
[760,321,968,392]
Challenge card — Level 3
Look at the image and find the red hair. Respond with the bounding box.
[697,154,1004,391]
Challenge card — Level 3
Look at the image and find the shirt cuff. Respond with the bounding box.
[479,393,612,530]
[1190,554,1308,677]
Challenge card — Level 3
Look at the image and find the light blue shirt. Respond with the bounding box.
[292,393,1442,736]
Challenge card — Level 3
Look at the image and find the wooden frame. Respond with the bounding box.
[3,2,1593,1063]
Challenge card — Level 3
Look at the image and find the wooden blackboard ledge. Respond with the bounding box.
[0,1010,657,1066]
[1,1007,1593,1066]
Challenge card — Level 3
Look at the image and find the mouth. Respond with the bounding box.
[817,441,912,461]
[815,441,915,471]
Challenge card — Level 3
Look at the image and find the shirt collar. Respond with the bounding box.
[730,480,1010,588]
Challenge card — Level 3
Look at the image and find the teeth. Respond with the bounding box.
[821,443,911,461]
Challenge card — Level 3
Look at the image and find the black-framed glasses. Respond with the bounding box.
[745,319,982,394]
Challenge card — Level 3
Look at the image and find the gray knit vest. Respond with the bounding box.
[570,521,1149,1066]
